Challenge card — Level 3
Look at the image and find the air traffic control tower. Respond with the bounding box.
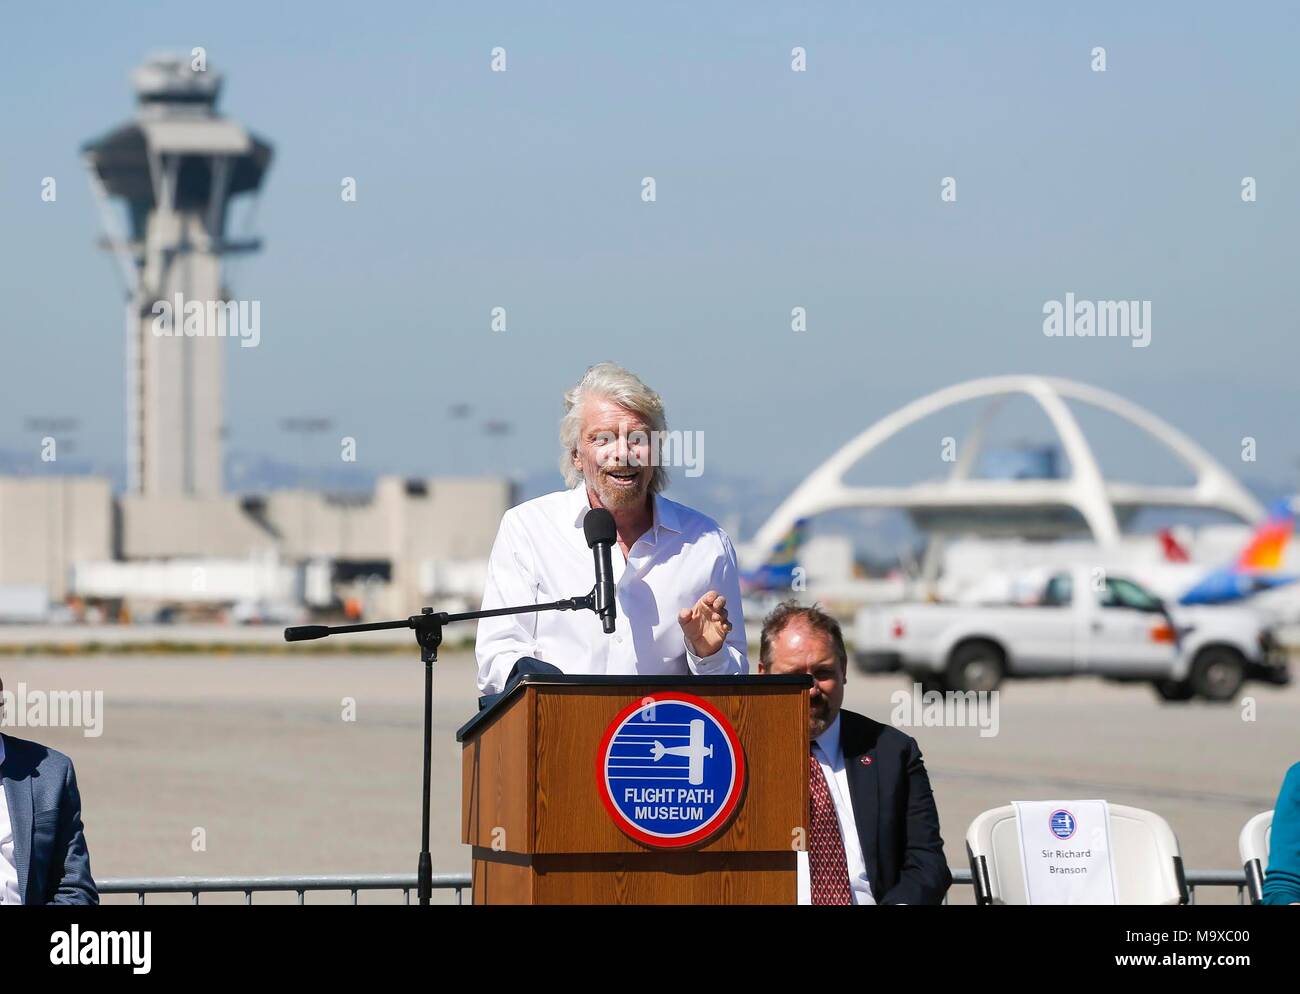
[83,55,272,497]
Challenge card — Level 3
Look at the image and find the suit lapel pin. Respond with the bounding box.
[860,755,873,766]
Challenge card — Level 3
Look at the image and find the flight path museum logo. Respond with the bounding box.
[596,693,745,847]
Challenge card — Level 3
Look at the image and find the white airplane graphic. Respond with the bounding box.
[650,718,713,786]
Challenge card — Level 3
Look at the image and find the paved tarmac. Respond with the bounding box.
[2,652,1293,904]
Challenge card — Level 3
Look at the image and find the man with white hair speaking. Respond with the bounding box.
[476,363,748,695]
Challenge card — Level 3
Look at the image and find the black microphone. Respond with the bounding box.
[583,507,618,634]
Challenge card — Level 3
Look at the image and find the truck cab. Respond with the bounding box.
[854,566,1289,700]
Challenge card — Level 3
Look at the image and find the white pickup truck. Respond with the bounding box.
[854,566,1289,701]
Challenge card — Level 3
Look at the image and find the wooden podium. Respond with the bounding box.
[457,674,810,904]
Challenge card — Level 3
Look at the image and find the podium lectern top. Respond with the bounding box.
[456,673,811,742]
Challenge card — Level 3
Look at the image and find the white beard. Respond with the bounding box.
[591,472,649,510]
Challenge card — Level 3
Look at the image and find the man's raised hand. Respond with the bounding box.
[678,590,732,658]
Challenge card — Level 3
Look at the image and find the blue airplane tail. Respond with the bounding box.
[1178,498,1298,605]
[741,518,810,593]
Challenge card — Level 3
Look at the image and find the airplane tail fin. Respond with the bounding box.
[742,518,810,591]
[1234,498,1296,572]
[1178,499,1298,605]
[1157,528,1191,563]
[767,518,809,568]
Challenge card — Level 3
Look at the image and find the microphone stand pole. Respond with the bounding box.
[284,591,598,906]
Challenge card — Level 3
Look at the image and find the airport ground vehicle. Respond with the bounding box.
[854,567,1289,701]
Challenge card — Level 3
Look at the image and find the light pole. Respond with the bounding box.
[279,416,334,585]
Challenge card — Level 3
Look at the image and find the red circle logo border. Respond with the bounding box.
[595,691,746,849]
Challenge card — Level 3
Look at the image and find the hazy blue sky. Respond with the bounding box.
[3,2,1298,519]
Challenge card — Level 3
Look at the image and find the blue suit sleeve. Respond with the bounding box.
[48,758,98,906]
[1262,761,1300,905]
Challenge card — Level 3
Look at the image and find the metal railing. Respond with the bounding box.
[99,868,1250,905]
[945,868,1253,905]
[99,873,469,905]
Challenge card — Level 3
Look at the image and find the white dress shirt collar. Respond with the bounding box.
[814,713,842,763]
[567,484,682,546]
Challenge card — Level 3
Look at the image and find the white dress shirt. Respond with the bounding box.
[797,714,876,905]
[0,736,22,905]
[476,484,749,694]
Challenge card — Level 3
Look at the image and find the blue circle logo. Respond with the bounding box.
[1049,808,1078,840]
[596,693,745,848]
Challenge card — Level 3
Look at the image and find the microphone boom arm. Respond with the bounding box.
[282,588,598,910]
[283,590,597,659]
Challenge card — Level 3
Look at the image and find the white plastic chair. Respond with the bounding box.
[1238,811,1272,904]
[966,803,1188,905]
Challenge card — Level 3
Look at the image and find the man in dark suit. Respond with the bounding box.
[759,601,951,905]
[0,679,98,905]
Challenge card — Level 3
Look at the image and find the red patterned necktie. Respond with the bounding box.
[808,749,852,905]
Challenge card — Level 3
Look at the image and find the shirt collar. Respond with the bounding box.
[814,712,842,761]
[567,483,682,541]
[653,492,681,536]
[568,483,592,528]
